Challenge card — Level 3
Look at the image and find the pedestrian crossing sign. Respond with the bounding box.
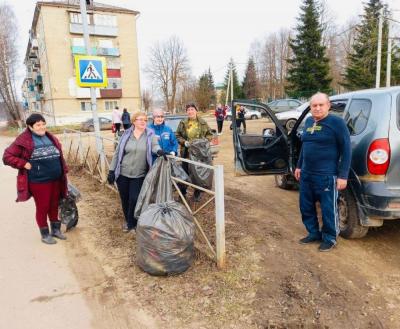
[75,55,108,87]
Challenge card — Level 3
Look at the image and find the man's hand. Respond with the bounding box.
[294,168,301,181]
[24,162,32,170]
[157,149,168,161]
[336,178,347,190]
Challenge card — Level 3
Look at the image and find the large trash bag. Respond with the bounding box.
[59,183,81,231]
[188,139,213,189]
[134,157,173,218]
[170,158,191,183]
[136,201,195,276]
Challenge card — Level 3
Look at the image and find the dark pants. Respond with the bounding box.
[216,120,224,133]
[29,180,61,228]
[116,175,145,229]
[299,172,339,244]
[115,123,121,133]
[237,119,246,133]
[123,123,131,130]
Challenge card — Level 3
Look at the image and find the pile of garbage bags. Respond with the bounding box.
[59,183,81,231]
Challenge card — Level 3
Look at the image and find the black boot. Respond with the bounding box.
[50,221,67,240]
[40,227,57,245]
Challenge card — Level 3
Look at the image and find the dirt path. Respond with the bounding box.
[66,118,400,329]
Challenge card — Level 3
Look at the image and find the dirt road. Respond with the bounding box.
[3,117,400,328]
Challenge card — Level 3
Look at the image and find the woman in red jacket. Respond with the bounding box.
[3,114,69,244]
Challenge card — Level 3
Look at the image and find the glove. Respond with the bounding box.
[169,151,175,156]
[107,170,115,185]
[184,141,190,148]
[156,149,168,161]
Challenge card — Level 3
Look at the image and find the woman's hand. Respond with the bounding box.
[24,162,32,170]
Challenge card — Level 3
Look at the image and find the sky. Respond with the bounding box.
[7,0,400,96]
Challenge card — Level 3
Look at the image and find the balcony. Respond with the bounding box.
[70,23,118,37]
[71,46,97,55]
[96,47,119,56]
[100,89,122,98]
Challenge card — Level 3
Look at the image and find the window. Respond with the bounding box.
[105,101,118,111]
[330,100,348,117]
[98,39,113,48]
[277,100,288,107]
[72,38,84,47]
[93,14,117,27]
[289,100,300,107]
[81,102,91,111]
[344,99,371,135]
[70,12,82,24]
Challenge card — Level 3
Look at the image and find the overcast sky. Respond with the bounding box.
[7,0,400,94]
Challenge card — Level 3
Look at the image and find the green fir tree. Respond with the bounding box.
[242,57,260,100]
[222,59,243,102]
[286,0,331,98]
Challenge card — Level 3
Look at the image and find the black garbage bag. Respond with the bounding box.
[59,183,81,231]
[188,139,213,189]
[136,201,195,276]
[170,158,191,183]
[134,157,173,218]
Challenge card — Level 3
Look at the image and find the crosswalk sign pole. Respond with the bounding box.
[79,0,105,180]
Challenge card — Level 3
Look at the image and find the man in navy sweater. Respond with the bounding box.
[295,92,351,252]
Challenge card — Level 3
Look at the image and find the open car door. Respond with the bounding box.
[232,100,290,175]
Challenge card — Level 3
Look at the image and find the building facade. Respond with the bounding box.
[22,1,141,125]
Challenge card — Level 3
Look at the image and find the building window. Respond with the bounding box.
[105,101,118,111]
[93,14,117,27]
[81,102,91,111]
[70,12,82,24]
[98,39,113,48]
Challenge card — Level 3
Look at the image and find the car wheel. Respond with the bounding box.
[88,125,94,132]
[285,119,297,131]
[338,189,369,239]
[274,174,295,190]
[251,115,258,120]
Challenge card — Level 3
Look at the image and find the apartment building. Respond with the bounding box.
[22,1,141,125]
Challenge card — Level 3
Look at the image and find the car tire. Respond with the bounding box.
[274,174,295,190]
[251,115,258,120]
[338,189,369,239]
[285,119,297,131]
[88,125,94,132]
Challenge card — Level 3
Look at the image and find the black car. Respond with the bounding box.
[231,87,400,239]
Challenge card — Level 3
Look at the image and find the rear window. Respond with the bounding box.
[344,99,371,135]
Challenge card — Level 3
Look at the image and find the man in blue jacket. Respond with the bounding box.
[295,92,351,252]
[149,109,179,162]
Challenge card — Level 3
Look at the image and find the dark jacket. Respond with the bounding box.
[121,111,131,125]
[2,129,68,202]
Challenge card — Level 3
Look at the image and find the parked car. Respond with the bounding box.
[81,117,112,132]
[267,99,303,113]
[276,100,347,131]
[225,107,262,121]
[147,114,219,156]
[231,87,400,239]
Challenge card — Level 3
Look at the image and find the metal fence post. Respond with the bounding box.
[214,164,226,269]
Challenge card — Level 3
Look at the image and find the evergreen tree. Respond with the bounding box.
[222,59,243,102]
[343,0,400,90]
[242,57,260,100]
[195,70,216,111]
[286,0,331,98]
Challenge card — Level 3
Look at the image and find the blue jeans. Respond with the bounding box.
[299,172,339,244]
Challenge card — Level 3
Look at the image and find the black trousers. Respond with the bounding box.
[114,123,121,133]
[216,120,224,133]
[123,123,131,130]
[116,175,145,229]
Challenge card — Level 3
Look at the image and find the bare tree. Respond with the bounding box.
[145,36,190,113]
[141,89,153,113]
[0,3,21,124]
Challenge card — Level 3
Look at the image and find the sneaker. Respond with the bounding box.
[319,241,336,252]
[299,235,322,245]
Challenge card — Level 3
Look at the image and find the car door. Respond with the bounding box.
[232,100,290,175]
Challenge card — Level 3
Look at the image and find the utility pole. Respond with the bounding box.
[376,7,383,88]
[224,63,231,106]
[386,19,392,87]
[79,0,105,177]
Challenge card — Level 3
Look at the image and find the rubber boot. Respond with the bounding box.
[40,227,57,245]
[50,221,67,240]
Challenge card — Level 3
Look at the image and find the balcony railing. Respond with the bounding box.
[96,47,119,56]
[71,46,97,55]
[70,23,118,37]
